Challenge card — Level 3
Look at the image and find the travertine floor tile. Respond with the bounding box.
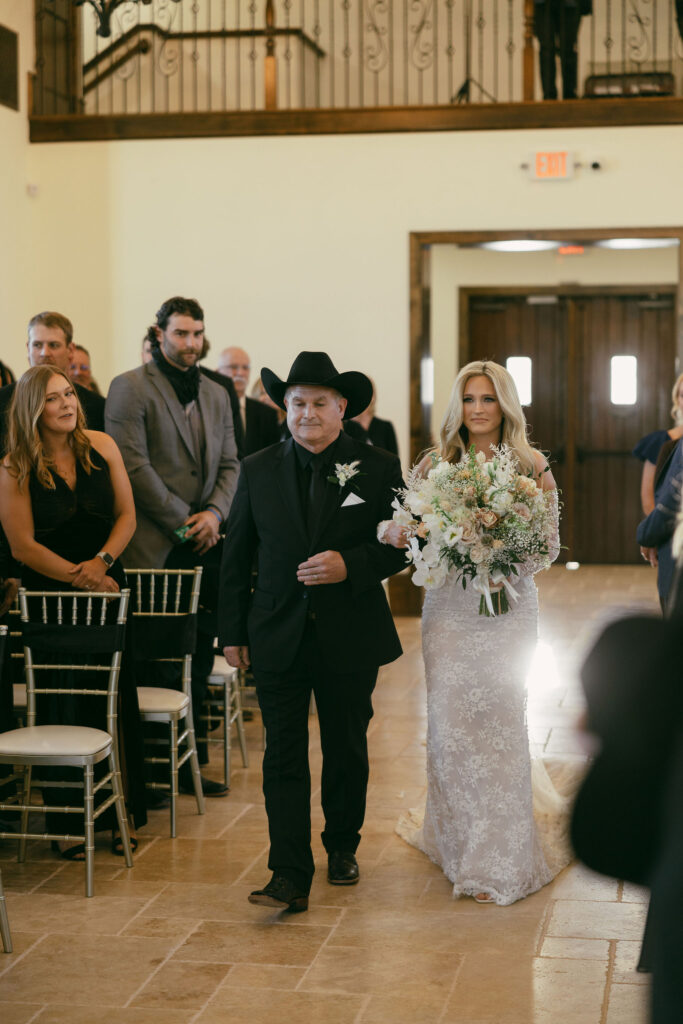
[0,933,176,1005]
[326,906,542,955]
[300,944,461,996]
[614,939,650,985]
[443,956,606,1023]
[119,838,251,884]
[605,981,651,1024]
[621,882,649,903]
[33,1007,197,1023]
[173,919,331,965]
[539,936,609,960]
[0,1003,43,1024]
[6,892,148,935]
[358,989,453,1024]
[549,861,620,901]
[221,963,307,989]
[197,986,365,1023]
[131,959,231,1008]
[546,899,647,940]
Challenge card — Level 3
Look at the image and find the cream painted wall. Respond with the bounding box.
[431,244,680,432]
[24,124,683,463]
[0,0,34,377]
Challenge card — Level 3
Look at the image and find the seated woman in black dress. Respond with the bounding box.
[0,365,146,856]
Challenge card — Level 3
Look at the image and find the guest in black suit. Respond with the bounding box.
[0,312,105,455]
[217,346,280,456]
[351,379,399,457]
[219,352,406,912]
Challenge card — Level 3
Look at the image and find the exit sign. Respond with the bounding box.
[530,151,574,180]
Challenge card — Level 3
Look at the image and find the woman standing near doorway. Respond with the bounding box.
[634,372,683,517]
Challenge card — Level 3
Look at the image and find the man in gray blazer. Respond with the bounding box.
[106,296,239,795]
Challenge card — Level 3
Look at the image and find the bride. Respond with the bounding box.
[381,360,574,905]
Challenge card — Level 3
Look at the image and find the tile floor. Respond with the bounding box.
[0,565,660,1023]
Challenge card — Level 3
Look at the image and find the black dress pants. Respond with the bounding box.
[534,1,582,99]
[255,618,378,893]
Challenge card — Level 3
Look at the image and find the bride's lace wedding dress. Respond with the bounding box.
[396,491,579,905]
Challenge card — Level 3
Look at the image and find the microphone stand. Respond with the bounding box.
[451,0,498,104]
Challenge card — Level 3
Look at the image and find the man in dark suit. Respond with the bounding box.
[0,311,105,454]
[219,352,406,912]
[217,346,280,456]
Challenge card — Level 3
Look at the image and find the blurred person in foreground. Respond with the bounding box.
[571,507,683,1022]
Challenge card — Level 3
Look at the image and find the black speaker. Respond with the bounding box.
[0,25,19,112]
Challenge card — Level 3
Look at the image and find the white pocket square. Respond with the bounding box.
[341,492,365,507]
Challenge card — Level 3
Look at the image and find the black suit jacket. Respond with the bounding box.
[367,416,399,457]
[0,378,105,455]
[200,366,244,459]
[244,396,281,456]
[218,431,406,673]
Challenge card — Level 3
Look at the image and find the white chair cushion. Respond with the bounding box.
[210,654,237,681]
[137,686,190,715]
[0,725,111,758]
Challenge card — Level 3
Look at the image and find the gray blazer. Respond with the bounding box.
[105,361,239,568]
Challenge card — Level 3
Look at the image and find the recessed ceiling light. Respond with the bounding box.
[596,237,678,250]
[479,240,560,253]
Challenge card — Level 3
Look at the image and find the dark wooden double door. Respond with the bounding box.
[466,290,677,563]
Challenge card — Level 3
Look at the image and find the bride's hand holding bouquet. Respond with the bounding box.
[384,444,559,616]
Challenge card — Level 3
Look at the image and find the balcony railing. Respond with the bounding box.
[31,0,683,137]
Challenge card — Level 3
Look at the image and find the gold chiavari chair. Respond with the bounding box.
[0,590,133,898]
[125,568,205,837]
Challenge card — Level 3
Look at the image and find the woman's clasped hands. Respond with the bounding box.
[69,558,120,593]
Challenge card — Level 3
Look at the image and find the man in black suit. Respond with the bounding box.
[0,311,105,454]
[219,352,406,912]
[217,346,280,456]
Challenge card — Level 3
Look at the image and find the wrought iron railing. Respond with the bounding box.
[33,0,683,116]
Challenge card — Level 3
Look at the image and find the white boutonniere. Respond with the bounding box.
[328,460,362,489]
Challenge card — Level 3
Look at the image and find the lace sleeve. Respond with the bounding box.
[516,489,561,578]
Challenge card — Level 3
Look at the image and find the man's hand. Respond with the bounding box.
[185,510,220,554]
[224,645,251,669]
[297,551,348,586]
[640,546,658,567]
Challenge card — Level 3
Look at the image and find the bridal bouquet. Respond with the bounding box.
[391,445,557,615]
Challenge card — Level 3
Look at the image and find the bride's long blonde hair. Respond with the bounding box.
[439,360,538,476]
[5,365,94,491]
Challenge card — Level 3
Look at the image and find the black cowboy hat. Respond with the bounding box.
[261,351,373,420]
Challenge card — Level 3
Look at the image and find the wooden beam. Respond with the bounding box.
[29,96,683,143]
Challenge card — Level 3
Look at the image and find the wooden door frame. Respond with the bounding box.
[409,227,683,463]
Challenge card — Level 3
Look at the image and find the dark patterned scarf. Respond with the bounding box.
[151,344,200,406]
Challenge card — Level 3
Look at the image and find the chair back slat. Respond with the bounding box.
[124,568,202,698]
[18,589,130,731]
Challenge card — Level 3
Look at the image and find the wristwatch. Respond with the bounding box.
[96,551,115,568]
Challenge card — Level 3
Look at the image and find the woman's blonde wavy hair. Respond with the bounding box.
[670,372,683,426]
[6,366,94,490]
[439,360,538,476]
